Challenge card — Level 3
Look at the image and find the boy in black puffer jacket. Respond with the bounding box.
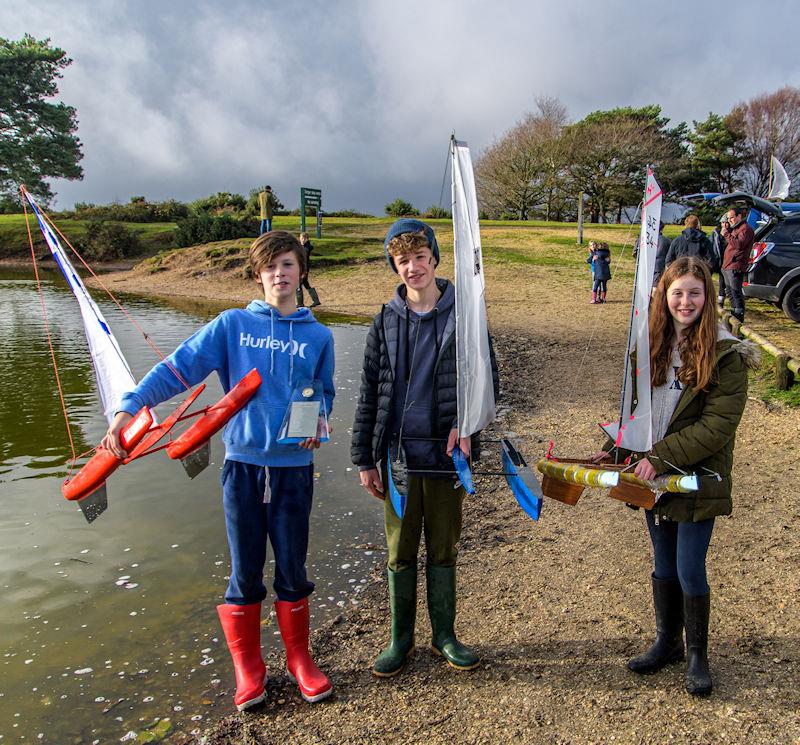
[351,219,499,678]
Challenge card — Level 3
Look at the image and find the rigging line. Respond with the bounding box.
[21,190,77,465]
[567,199,643,397]
[438,135,453,211]
[613,183,651,464]
[33,197,193,392]
[396,307,424,450]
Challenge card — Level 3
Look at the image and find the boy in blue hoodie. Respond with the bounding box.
[102,231,335,710]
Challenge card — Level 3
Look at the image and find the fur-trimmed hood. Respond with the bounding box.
[719,327,761,369]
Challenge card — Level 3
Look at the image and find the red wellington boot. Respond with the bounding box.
[274,598,333,702]
[217,603,267,711]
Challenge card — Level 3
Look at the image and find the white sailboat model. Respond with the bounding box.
[536,168,698,507]
[388,137,544,522]
[450,137,544,520]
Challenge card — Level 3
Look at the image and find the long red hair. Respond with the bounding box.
[650,257,718,391]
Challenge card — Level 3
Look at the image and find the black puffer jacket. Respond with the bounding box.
[351,278,500,470]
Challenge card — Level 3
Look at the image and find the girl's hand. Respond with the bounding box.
[359,468,385,499]
[446,428,471,457]
[634,457,657,481]
[589,451,610,463]
[100,412,132,458]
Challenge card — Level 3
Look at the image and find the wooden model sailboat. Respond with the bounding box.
[535,168,698,509]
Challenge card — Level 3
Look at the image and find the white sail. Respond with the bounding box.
[25,193,137,424]
[451,138,496,438]
[767,155,790,201]
[601,168,662,452]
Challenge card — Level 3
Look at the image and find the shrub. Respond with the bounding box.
[72,197,189,222]
[78,221,141,260]
[422,205,451,219]
[175,214,258,247]
[385,198,419,217]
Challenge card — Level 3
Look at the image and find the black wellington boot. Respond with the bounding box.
[684,592,712,696]
[308,287,321,307]
[628,576,684,674]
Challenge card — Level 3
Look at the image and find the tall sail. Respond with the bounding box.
[767,155,791,201]
[24,193,137,424]
[601,168,662,452]
[451,138,496,438]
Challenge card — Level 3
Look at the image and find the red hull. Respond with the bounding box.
[62,406,153,502]
[167,368,262,460]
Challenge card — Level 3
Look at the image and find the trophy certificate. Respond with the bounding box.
[277,379,330,444]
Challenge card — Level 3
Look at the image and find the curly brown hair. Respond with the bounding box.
[650,256,718,392]
[386,229,430,260]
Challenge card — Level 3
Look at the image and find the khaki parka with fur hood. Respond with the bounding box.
[608,334,759,523]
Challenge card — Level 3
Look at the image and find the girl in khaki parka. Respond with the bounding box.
[595,256,759,697]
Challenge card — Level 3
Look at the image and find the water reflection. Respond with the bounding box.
[0,270,382,742]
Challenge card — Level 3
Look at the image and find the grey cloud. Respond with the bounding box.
[2,0,798,213]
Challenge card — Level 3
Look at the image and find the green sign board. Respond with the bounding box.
[300,187,323,237]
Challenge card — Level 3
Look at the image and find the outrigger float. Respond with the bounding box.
[534,168,701,510]
[22,187,262,522]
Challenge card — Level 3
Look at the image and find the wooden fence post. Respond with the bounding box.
[776,353,793,390]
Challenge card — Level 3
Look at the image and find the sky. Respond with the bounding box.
[3,0,799,214]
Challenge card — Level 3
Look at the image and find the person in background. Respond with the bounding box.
[587,241,611,303]
[665,215,712,268]
[711,215,728,308]
[296,232,321,308]
[259,185,274,235]
[721,207,755,322]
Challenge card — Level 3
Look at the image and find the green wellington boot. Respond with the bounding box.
[372,566,417,677]
[426,564,480,671]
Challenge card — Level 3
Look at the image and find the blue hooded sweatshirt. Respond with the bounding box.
[119,301,335,467]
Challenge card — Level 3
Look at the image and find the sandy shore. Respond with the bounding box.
[92,249,800,745]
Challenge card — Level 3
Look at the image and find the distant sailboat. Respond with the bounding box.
[767,155,791,201]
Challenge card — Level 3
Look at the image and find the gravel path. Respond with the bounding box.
[95,249,800,745]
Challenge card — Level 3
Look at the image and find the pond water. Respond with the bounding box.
[0,267,383,743]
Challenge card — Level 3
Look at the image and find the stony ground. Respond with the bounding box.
[94,247,800,745]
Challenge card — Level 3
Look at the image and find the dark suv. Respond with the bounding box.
[713,192,800,323]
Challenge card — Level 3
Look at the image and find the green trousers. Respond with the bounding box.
[384,472,464,572]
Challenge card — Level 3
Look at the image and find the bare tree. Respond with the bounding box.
[475,97,567,219]
[726,86,800,195]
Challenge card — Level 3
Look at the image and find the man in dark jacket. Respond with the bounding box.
[665,215,712,268]
[721,207,755,322]
[351,219,499,678]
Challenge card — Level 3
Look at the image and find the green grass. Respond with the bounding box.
[0,213,177,259]
[749,356,800,408]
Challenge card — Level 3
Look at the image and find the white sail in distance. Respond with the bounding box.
[24,193,137,425]
[767,155,791,201]
[601,168,662,453]
[451,138,496,438]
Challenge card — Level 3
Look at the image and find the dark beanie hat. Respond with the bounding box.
[383,218,440,273]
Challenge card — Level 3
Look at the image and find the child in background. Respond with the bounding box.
[587,241,612,303]
[102,231,335,710]
[296,232,321,307]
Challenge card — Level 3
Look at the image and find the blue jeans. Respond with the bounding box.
[260,218,272,235]
[221,460,314,604]
[645,511,715,596]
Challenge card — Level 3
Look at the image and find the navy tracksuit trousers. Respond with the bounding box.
[221,459,315,605]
